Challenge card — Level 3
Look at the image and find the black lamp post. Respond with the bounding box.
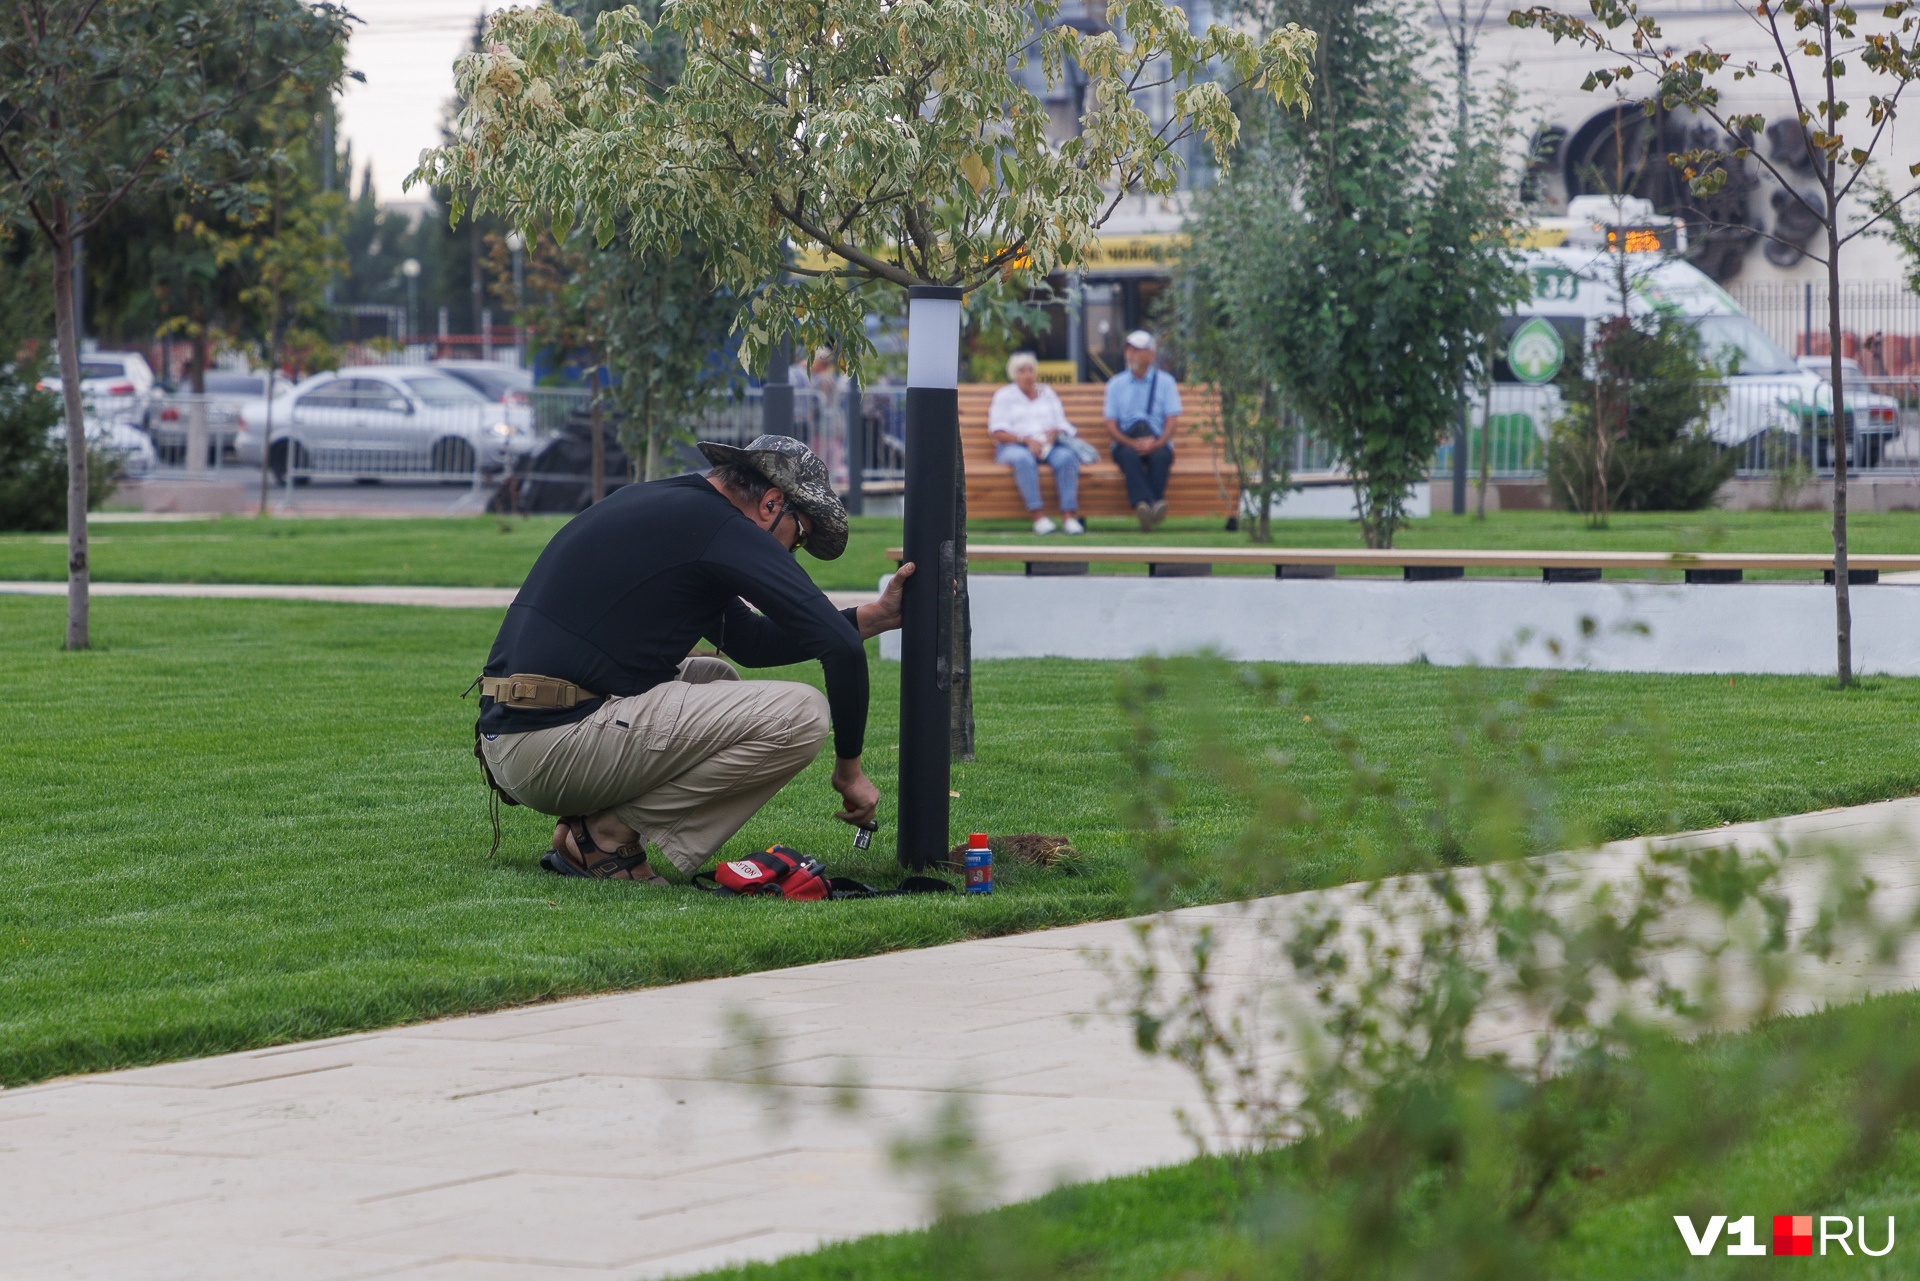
[763,338,794,436]
[896,285,963,870]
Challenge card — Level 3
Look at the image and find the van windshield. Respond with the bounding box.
[1692,315,1799,376]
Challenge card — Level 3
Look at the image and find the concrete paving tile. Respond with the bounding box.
[342,1180,792,1268]
[626,1231,836,1280]
[33,1242,436,1281]
[0,1227,148,1270]
[360,1260,623,1281]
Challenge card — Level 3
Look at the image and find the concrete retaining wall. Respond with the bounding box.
[880,574,1920,675]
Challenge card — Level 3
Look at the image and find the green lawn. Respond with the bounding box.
[690,993,1920,1281]
[1,507,1916,591]
[5,592,1920,1086]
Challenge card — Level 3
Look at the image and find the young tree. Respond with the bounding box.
[1163,242,1293,543]
[547,0,742,485]
[0,0,350,649]
[598,241,745,481]
[1510,0,1920,684]
[231,82,347,512]
[1204,0,1526,549]
[416,0,1312,375]
[1546,310,1733,520]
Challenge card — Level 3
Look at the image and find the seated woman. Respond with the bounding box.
[988,352,1084,535]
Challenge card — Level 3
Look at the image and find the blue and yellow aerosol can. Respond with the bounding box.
[964,832,993,894]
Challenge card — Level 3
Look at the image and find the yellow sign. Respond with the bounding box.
[787,231,1191,279]
[1076,233,1187,270]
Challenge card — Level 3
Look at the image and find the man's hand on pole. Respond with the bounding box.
[831,757,880,827]
[854,561,915,639]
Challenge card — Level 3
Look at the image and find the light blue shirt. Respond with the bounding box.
[1103,367,1183,439]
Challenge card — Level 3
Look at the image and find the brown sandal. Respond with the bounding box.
[541,817,668,883]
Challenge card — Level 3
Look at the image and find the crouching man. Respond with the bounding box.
[475,435,912,883]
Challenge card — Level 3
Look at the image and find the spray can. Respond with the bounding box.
[964,832,993,894]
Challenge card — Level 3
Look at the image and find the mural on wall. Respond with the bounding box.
[1529,104,1824,282]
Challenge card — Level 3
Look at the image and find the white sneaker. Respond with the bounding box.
[1032,516,1058,535]
[1063,517,1085,535]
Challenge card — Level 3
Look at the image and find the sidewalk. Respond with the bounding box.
[0,583,880,612]
[4,799,1920,1281]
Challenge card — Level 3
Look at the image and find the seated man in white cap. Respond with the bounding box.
[473,435,913,882]
[1104,329,1184,531]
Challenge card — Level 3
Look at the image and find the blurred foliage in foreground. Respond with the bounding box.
[716,652,1920,1280]
[1107,654,1920,1277]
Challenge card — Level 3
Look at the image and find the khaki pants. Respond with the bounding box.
[481,658,830,873]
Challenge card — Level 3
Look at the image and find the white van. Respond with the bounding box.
[1484,245,1898,469]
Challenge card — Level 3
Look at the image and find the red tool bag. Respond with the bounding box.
[690,845,958,900]
[694,845,832,900]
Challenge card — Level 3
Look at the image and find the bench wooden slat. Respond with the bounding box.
[885,543,1920,572]
[959,383,1238,520]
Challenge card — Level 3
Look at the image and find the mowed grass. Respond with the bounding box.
[0,507,1915,591]
[5,593,1920,1085]
[691,994,1920,1281]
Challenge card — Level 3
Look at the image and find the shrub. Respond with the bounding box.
[1547,311,1734,520]
[0,363,122,532]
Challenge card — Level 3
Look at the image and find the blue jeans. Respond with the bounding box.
[996,441,1080,512]
[1111,440,1173,507]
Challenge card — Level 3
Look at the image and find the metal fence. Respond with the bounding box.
[1731,281,1920,368]
[695,385,908,489]
[1264,283,1920,484]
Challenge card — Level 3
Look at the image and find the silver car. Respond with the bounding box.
[38,351,157,428]
[233,365,537,483]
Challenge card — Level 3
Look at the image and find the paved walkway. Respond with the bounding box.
[0,583,879,612]
[5,799,1920,1281]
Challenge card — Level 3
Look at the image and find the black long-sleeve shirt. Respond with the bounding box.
[478,473,867,758]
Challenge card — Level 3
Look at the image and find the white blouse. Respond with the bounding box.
[987,383,1077,442]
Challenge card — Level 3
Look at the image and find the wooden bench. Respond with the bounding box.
[959,383,1238,521]
[891,543,1917,584]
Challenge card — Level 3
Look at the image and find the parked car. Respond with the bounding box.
[45,417,159,478]
[232,365,539,482]
[432,360,535,431]
[38,351,157,428]
[150,371,268,466]
[1486,246,1904,469]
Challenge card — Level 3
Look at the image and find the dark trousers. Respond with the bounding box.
[1111,440,1174,507]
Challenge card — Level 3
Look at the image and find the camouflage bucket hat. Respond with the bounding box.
[697,434,850,561]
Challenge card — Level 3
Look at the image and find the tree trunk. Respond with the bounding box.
[949,427,974,763]
[1823,28,1851,689]
[1829,220,1851,687]
[52,227,90,651]
[257,360,277,518]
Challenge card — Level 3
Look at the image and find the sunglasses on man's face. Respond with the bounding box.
[775,502,809,551]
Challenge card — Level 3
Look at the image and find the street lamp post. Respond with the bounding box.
[400,258,421,343]
[896,285,962,870]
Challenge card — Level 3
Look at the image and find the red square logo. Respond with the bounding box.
[1773,1215,1813,1255]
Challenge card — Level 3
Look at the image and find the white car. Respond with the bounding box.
[44,417,159,478]
[232,365,539,482]
[38,351,157,428]
[151,371,270,466]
